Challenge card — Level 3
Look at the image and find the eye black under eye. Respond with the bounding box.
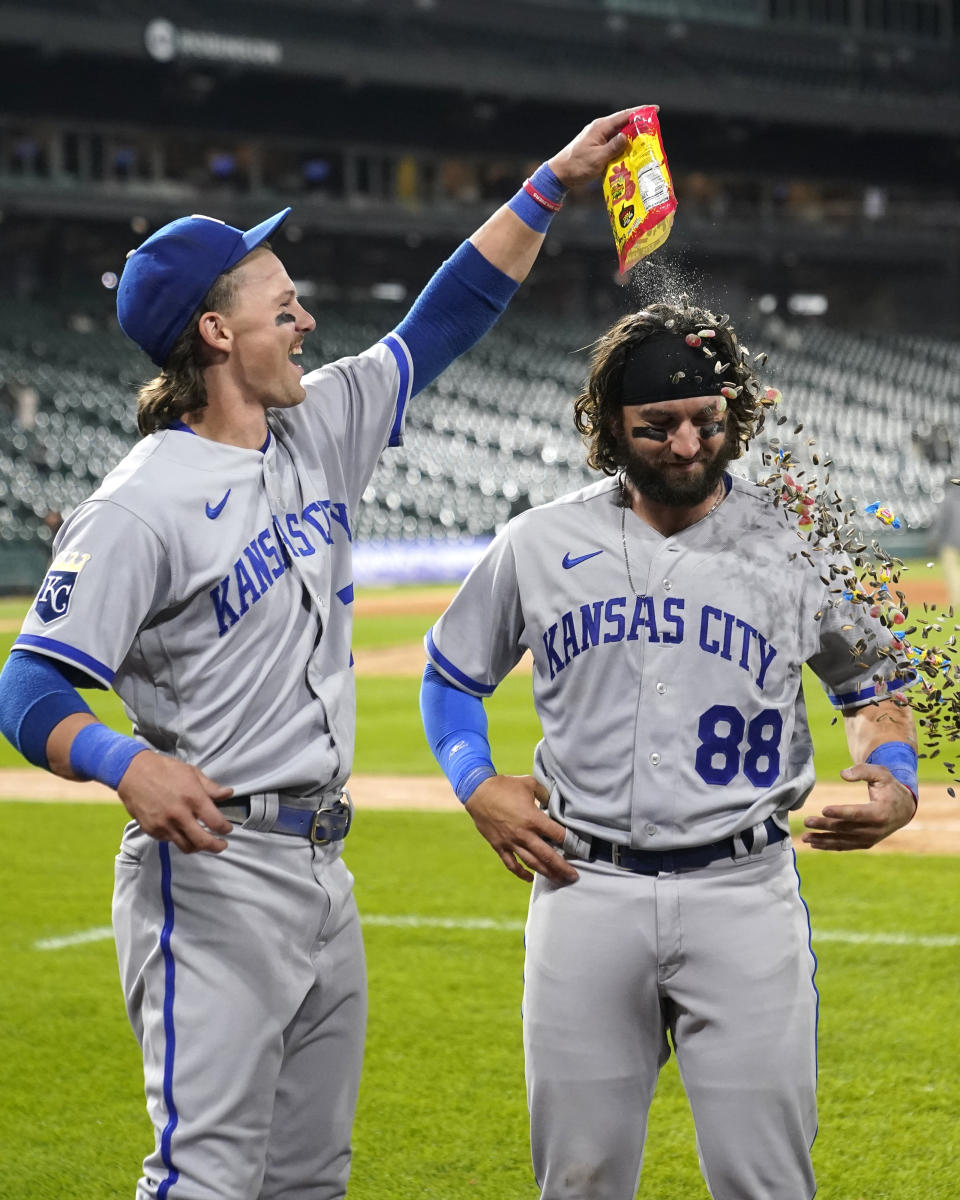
[631,426,668,442]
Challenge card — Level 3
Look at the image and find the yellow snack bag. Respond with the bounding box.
[603,106,677,274]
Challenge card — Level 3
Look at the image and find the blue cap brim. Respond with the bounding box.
[232,207,291,269]
[117,206,294,366]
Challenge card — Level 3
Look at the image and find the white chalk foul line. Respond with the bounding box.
[362,914,523,931]
[33,918,960,951]
[35,925,114,950]
[813,930,960,948]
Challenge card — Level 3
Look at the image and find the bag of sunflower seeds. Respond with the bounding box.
[602,106,677,273]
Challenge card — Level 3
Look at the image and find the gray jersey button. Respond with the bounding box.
[662,579,672,590]
[649,752,661,766]
[656,681,667,694]
[644,822,658,837]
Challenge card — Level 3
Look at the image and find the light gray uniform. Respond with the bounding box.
[16,337,412,1200]
[426,472,907,1200]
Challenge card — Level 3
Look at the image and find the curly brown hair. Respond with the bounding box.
[135,254,250,436]
[573,301,771,475]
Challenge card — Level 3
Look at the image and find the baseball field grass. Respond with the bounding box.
[1,579,959,1198]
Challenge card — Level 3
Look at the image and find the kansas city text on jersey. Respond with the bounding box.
[210,499,351,637]
[541,595,778,690]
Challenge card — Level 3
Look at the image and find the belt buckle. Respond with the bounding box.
[611,843,623,869]
[309,789,353,845]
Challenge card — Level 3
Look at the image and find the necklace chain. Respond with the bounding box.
[620,481,726,596]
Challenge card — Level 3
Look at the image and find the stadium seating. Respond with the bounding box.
[1,293,958,581]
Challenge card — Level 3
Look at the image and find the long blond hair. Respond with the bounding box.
[135,262,244,436]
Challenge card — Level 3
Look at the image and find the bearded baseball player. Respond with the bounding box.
[0,110,638,1200]
[420,304,919,1200]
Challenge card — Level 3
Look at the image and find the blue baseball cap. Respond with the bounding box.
[117,208,291,366]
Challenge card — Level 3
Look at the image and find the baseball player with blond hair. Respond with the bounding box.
[0,109,640,1199]
[421,301,919,1199]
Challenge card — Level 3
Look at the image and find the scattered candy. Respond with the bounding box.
[652,298,960,778]
[670,371,686,383]
[864,502,902,530]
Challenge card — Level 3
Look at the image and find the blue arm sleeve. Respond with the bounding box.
[420,662,496,804]
[393,241,519,397]
[0,650,94,769]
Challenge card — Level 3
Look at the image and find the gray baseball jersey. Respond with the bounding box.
[426,472,907,848]
[15,336,412,794]
[428,469,911,1199]
[16,336,411,1198]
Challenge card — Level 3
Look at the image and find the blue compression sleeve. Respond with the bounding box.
[0,650,93,768]
[393,241,519,396]
[420,662,496,804]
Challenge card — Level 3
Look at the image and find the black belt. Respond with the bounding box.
[218,791,352,844]
[590,816,788,875]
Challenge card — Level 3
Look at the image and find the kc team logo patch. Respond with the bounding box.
[34,549,91,624]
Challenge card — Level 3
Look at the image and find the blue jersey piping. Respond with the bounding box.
[425,629,496,696]
[12,634,114,686]
[826,672,912,709]
[379,333,412,447]
[790,847,820,1151]
[156,843,181,1198]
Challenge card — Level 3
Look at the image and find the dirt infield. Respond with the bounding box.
[1,769,957,855]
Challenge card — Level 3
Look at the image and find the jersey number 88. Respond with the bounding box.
[694,704,783,787]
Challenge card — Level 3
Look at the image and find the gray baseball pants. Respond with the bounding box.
[523,837,818,1200]
[113,824,367,1200]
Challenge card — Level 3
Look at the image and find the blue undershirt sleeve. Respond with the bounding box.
[420,662,496,804]
[0,650,94,769]
[393,241,520,397]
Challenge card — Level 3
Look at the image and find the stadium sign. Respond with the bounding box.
[144,18,283,67]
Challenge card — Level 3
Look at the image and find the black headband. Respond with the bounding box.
[618,330,727,406]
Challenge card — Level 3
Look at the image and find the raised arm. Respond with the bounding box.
[391,107,644,397]
[802,697,918,850]
[468,107,634,283]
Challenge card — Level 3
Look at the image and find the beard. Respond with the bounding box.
[619,425,738,508]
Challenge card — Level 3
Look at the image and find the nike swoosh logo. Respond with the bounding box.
[562,549,604,569]
[205,489,232,520]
